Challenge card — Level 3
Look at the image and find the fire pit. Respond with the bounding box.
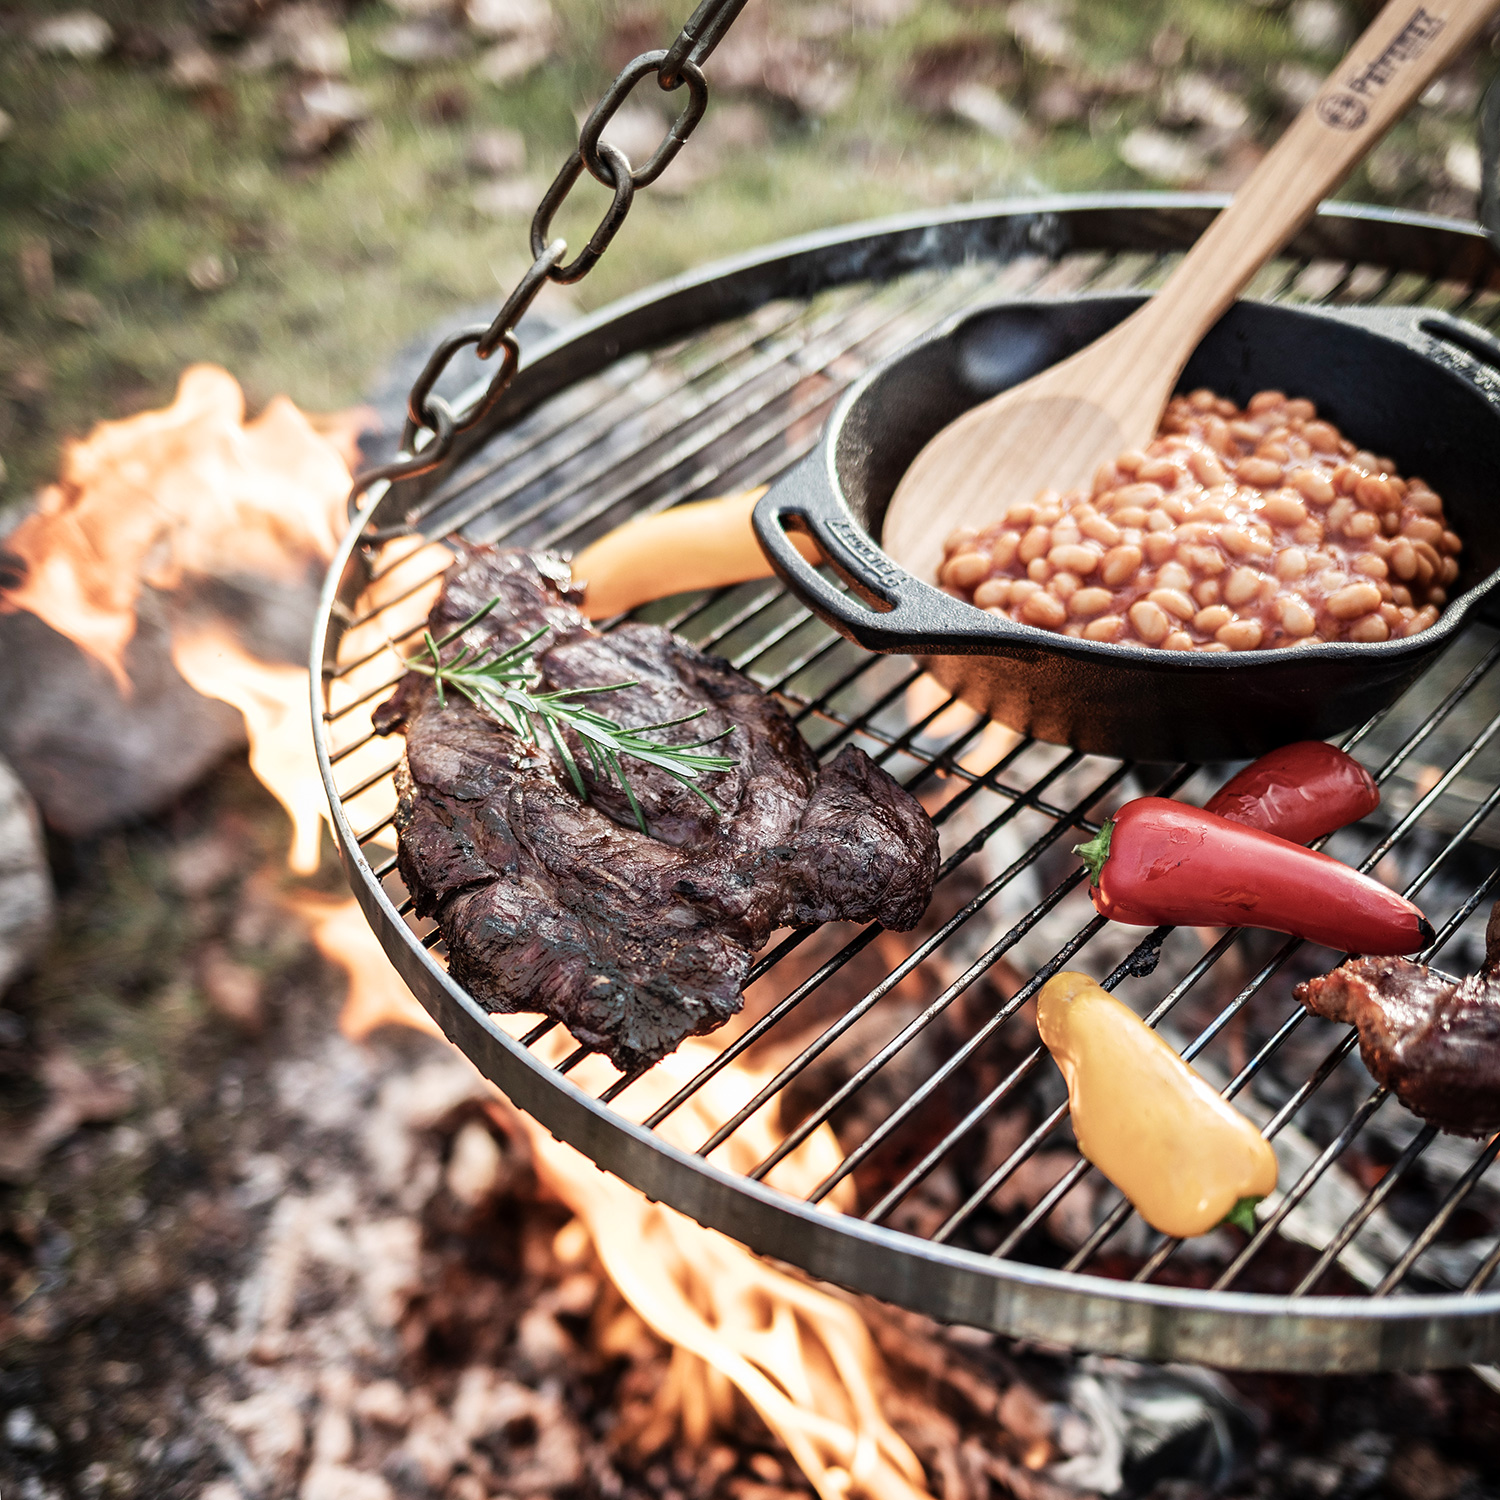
[314,195,1500,1373]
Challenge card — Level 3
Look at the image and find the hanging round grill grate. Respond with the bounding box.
[314,193,1500,1373]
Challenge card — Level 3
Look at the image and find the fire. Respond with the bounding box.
[0,364,358,691]
[172,627,333,875]
[905,674,1019,776]
[294,892,442,1041]
[3,367,974,1499]
[322,894,930,1500]
[521,1101,930,1500]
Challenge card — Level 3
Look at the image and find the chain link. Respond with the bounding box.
[531,141,636,284]
[351,0,750,532]
[580,51,708,189]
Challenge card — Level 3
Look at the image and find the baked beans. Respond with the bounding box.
[938,390,1461,651]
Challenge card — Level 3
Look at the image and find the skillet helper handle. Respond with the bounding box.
[1408,311,1500,629]
[1416,311,1500,381]
[753,458,943,654]
[1143,0,1500,352]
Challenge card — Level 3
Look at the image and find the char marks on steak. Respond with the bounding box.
[1294,902,1500,1137]
[373,545,939,1072]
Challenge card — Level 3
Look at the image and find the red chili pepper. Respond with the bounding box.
[1204,741,1379,845]
[1075,798,1432,955]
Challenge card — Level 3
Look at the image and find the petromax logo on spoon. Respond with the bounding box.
[1319,6,1446,130]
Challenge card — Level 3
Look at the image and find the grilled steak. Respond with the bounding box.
[1294,901,1500,1137]
[373,545,939,1072]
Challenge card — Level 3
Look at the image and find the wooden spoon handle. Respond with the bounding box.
[1147,0,1497,354]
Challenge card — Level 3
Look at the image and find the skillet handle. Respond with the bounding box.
[1416,312,1500,390]
[753,456,945,655]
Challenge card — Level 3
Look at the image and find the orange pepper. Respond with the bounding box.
[571,487,820,619]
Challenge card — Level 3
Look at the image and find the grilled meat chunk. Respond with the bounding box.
[1294,902,1500,1137]
[373,545,939,1072]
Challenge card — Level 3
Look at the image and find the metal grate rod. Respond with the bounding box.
[631,697,1018,1126]
[524,275,987,556]
[401,301,812,544]
[685,743,1090,1155]
[1293,1123,1439,1296]
[838,763,1197,1220]
[429,276,970,549]
[1375,1134,1500,1295]
[1214,1085,1391,1290]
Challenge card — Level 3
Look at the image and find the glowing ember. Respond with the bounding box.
[0,364,355,690]
[337,961,931,1500]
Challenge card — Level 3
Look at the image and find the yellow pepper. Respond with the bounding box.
[1036,971,1278,1239]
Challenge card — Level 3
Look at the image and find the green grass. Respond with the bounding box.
[0,0,1492,509]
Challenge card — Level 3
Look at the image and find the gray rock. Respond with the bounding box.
[0,594,246,838]
[0,752,53,996]
[0,534,323,841]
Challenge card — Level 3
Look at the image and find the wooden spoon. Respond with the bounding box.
[883,0,1499,587]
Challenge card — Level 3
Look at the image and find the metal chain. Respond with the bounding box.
[349,0,752,529]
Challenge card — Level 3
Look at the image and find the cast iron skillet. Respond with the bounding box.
[752,296,1500,761]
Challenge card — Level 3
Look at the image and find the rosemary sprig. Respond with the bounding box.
[401,598,737,835]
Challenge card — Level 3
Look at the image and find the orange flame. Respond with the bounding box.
[905,673,1020,776]
[0,364,356,691]
[319,894,930,1500]
[505,1037,930,1500]
[294,892,443,1041]
[172,626,332,875]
